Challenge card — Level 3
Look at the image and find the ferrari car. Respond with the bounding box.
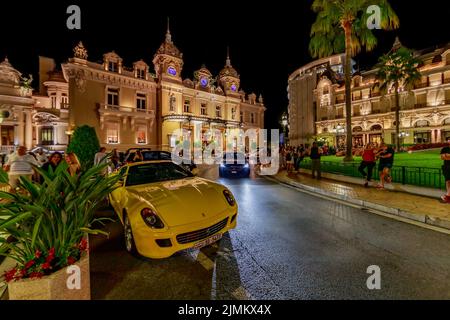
[219,152,250,178]
[109,161,238,259]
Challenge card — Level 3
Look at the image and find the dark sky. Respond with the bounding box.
[1,0,449,130]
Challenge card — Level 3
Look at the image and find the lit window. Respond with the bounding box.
[107,88,119,106]
[184,100,191,113]
[108,61,118,72]
[137,93,146,111]
[231,108,236,120]
[201,104,207,116]
[137,125,147,144]
[215,105,222,118]
[107,123,119,144]
[41,127,54,145]
[136,69,146,79]
[61,94,69,108]
[50,93,57,108]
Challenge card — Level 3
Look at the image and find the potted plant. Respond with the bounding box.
[0,161,122,300]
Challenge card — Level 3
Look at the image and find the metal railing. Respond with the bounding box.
[299,159,445,190]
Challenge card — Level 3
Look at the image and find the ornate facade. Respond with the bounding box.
[288,40,450,148]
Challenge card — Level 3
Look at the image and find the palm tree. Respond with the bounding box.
[377,42,421,152]
[309,0,399,161]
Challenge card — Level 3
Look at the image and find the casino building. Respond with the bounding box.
[288,39,450,148]
[0,23,266,154]
[60,24,265,152]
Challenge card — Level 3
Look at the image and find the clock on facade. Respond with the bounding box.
[200,77,209,87]
[231,84,237,92]
[167,66,177,76]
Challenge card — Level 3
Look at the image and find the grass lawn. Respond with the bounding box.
[321,149,443,169]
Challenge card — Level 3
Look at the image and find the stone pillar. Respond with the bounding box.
[17,110,24,147]
[437,129,442,143]
[25,109,33,150]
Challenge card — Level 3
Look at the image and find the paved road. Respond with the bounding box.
[90,166,450,299]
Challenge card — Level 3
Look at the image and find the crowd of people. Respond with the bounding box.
[280,142,396,188]
[1,146,82,191]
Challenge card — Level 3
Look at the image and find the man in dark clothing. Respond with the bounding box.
[295,145,305,172]
[440,138,450,203]
[309,142,322,179]
[376,143,395,189]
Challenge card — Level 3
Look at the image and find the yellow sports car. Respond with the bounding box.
[109,161,238,258]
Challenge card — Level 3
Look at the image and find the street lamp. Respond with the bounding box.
[398,131,410,151]
[280,113,289,146]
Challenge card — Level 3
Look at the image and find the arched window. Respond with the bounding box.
[371,124,382,131]
[353,126,363,133]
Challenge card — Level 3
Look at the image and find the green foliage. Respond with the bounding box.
[309,0,399,58]
[377,46,421,92]
[0,162,123,280]
[67,125,101,169]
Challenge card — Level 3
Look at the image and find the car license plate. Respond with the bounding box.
[193,233,222,249]
[231,170,237,174]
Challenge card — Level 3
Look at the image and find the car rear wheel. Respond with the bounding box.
[123,213,137,255]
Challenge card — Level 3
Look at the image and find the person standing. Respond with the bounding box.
[376,143,395,189]
[40,152,63,183]
[440,138,450,203]
[285,148,294,173]
[309,142,322,179]
[94,147,107,166]
[358,143,376,188]
[65,152,81,177]
[3,146,39,190]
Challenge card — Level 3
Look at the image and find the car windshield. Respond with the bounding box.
[142,151,172,161]
[223,153,247,165]
[125,162,193,186]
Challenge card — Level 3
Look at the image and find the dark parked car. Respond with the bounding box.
[219,152,250,178]
[124,149,196,173]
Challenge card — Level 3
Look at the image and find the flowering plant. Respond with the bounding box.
[0,161,123,282]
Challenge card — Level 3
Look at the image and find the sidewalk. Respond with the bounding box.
[268,170,450,232]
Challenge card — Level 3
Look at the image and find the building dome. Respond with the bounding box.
[156,25,183,59]
[219,49,239,79]
[0,57,21,86]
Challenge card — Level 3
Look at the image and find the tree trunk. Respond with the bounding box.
[394,82,401,152]
[343,22,353,162]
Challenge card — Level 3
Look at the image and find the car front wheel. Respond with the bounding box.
[123,213,138,255]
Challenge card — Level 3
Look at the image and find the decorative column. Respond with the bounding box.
[17,109,25,147]
[25,109,33,150]
[437,129,442,143]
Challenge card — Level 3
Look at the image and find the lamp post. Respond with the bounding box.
[281,113,288,146]
[398,131,409,151]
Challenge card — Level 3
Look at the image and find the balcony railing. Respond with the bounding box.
[99,104,155,116]
[414,82,429,89]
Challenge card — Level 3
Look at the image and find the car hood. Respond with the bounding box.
[126,177,230,227]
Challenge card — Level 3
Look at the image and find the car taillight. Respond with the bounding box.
[223,190,236,206]
[140,208,164,229]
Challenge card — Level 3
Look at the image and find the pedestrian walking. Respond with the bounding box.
[3,146,39,191]
[376,143,395,189]
[358,143,376,188]
[440,138,450,203]
[309,142,322,179]
[286,148,294,173]
[295,145,305,172]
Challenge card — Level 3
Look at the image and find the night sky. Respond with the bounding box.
[1,0,449,130]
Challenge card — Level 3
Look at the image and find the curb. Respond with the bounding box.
[264,174,450,232]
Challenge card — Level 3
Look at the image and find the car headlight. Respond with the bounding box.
[220,163,225,168]
[223,190,236,206]
[244,163,249,168]
[141,208,164,229]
